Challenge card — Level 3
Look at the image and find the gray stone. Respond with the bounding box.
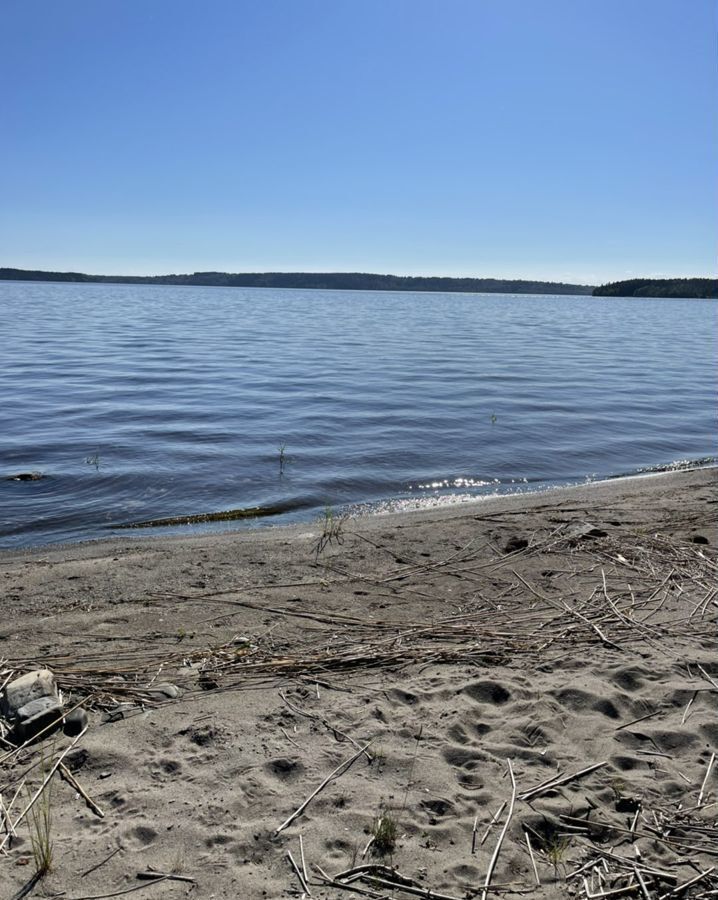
[63,708,88,736]
[1,669,57,719]
[14,695,64,741]
[146,682,182,700]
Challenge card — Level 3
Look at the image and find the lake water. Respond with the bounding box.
[1,282,715,548]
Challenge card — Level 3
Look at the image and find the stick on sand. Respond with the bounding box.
[275,741,372,835]
[0,726,88,853]
[697,752,715,807]
[481,760,516,900]
[519,761,607,802]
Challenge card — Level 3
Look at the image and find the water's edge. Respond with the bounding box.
[3,459,714,554]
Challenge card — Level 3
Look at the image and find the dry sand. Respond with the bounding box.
[1,468,717,899]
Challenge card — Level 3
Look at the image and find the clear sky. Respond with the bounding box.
[2,0,716,284]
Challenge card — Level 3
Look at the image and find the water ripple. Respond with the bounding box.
[1,282,716,547]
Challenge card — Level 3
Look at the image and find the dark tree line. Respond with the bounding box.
[0,267,593,295]
[3,267,715,298]
[593,278,718,299]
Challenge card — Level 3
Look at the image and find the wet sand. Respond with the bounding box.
[1,468,717,899]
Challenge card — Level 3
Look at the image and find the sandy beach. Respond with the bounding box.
[1,468,716,899]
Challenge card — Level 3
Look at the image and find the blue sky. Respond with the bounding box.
[1,0,716,283]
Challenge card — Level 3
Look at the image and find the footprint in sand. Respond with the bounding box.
[447,722,492,746]
[610,754,646,772]
[387,687,419,706]
[205,833,235,848]
[609,664,651,692]
[126,824,157,848]
[463,680,513,705]
[645,729,698,753]
[442,745,480,768]
[552,686,625,719]
[324,837,355,861]
[265,757,305,781]
[420,797,455,824]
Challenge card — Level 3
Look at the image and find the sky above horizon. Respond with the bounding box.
[2,0,716,284]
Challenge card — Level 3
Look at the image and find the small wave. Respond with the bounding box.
[414,476,497,490]
[351,493,489,517]
[411,474,540,491]
[604,456,718,480]
[352,456,717,521]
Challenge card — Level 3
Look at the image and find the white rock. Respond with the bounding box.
[1,669,57,719]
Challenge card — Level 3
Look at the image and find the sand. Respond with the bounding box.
[1,468,716,899]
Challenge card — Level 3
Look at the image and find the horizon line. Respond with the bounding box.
[3,265,717,286]
[1,264,595,285]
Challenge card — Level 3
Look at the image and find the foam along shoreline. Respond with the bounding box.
[358,462,718,525]
[1,467,716,899]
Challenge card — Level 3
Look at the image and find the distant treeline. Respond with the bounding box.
[0,267,593,295]
[593,278,718,299]
[3,268,715,298]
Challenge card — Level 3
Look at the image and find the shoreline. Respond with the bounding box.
[2,464,714,561]
[2,466,716,898]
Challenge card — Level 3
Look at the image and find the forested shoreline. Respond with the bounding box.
[593,277,717,298]
[0,267,592,294]
[2,268,715,298]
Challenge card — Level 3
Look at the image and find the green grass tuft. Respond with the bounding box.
[371,814,398,856]
[313,504,345,559]
[27,751,54,878]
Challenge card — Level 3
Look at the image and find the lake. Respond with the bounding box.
[1,282,715,548]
